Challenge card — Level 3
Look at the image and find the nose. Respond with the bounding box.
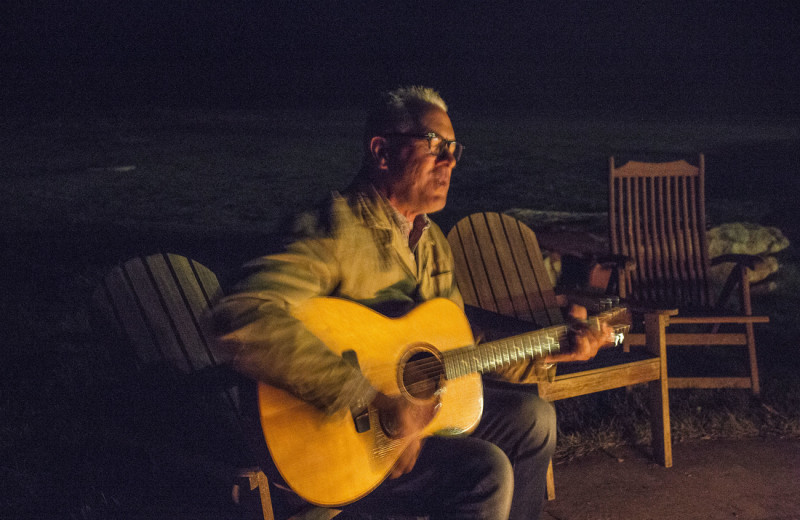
[437,148,457,168]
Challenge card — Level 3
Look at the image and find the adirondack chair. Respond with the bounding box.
[91,252,339,520]
[608,155,770,394]
[447,212,673,500]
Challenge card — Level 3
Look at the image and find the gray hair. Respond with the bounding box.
[363,86,449,145]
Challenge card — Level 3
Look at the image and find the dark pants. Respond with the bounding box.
[341,378,557,520]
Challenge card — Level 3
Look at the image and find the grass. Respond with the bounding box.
[1,106,799,518]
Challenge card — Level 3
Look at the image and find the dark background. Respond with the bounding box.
[2,4,800,518]
[3,1,800,117]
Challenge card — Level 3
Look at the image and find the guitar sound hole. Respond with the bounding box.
[401,349,443,400]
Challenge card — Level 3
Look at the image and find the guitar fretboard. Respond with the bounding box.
[443,325,565,379]
[442,311,629,380]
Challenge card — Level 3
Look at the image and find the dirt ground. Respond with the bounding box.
[542,439,800,520]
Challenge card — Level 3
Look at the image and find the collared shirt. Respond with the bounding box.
[386,204,431,252]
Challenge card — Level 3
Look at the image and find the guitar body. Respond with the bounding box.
[257,297,483,507]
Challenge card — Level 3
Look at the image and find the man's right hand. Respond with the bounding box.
[371,392,438,479]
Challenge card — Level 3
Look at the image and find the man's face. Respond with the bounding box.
[386,107,457,219]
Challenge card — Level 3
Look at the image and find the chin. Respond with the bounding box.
[426,197,448,214]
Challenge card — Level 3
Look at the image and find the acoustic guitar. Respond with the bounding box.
[257,297,629,507]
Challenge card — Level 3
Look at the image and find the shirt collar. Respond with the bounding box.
[350,184,431,249]
[387,205,431,250]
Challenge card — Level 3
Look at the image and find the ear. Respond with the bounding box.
[369,136,390,171]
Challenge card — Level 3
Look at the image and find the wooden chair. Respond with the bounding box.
[609,155,769,394]
[91,252,339,520]
[447,212,673,500]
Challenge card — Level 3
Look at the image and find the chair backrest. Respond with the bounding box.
[93,253,226,370]
[447,212,563,328]
[609,155,713,307]
[91,253,250,447]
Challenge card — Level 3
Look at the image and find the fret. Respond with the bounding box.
[488,344,499,371]
[458,348,468,376]
[527,337,541,356]
[523,335,533,358]
[461,347,473,375]
[472,349,483,373]
[450,349,461,378]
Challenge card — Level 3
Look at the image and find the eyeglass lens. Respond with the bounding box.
[431,136,463,161]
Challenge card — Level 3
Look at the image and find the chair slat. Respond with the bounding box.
[646,176,665,301]
[145,253,216,372]
[671,176,689,303]
[655,176,672,302]
[102,261,165,367]
[502,216,562,326]
[481,212,528,319]
[189,257,225,310]
[450,216,501,313]
[173,255,216,344]
[468,213,517,317]
[639,176,655,300]
[448,226,481,311]
[678,176,697,303]
[124,257,193,373]
[624,177,639,300]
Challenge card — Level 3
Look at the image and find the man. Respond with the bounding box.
[214,86,609,519]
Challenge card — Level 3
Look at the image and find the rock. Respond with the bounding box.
[707,222,789,257]
[707,223,788,292]
[709,254,780,288]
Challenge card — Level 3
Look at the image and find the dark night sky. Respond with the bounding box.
[3,1,800,115]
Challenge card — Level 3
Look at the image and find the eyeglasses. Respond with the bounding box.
[385,132,464,162]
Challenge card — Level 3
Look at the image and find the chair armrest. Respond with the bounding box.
[710,254,764,270]
[616,299,679,317]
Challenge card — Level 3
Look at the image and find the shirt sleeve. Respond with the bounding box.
[212,215,376,415]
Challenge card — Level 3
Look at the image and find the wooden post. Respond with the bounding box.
[645,311,674,468]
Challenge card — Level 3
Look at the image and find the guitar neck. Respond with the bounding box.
[442,309,628,380]
[443,324,564,379]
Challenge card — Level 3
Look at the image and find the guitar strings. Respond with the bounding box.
[354,315,629,391]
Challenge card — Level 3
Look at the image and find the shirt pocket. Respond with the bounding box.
[419,269,456,301]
